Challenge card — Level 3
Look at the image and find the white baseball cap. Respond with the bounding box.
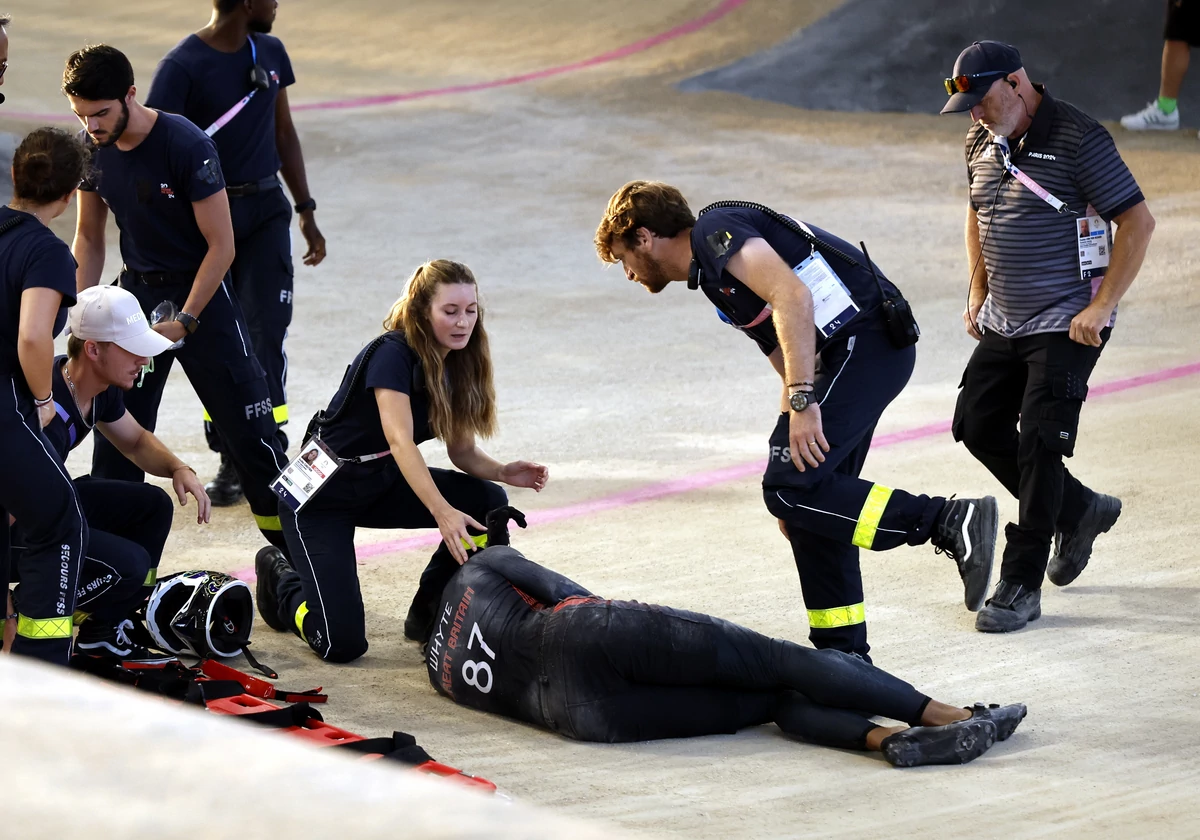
[67,285,176,357]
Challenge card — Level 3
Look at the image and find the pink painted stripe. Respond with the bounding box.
[232,358,1200,580]
[4,1,748,124]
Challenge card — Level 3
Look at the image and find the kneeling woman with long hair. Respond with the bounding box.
[256,260,548,662]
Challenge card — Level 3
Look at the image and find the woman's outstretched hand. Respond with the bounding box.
[500,460,549,492]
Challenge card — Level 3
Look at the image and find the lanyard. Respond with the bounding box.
[204,37,260,138]
[993,136,1071,214]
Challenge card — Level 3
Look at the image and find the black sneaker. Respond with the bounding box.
[881,717,998,767]
[975,580,1042,633]
[1048,493,1122,587]
[965,702,1027,741]
[931,496,998,611]
[75,618,173,661]
[205,455,245,507]
[254,546,291,633]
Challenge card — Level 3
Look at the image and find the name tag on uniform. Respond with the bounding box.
[792,251,860,338]
[271,437,342,513]
[1077,204,1112,282]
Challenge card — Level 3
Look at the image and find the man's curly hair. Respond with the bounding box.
[594,180,695,263]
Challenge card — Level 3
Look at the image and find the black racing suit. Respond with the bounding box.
[427,547,932,748]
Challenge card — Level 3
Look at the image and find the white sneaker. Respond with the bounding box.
[1120,102,1180,131]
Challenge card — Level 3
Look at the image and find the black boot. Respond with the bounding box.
[254,546,291,633]
[1048,492,1121,587]
[205,455,245,507]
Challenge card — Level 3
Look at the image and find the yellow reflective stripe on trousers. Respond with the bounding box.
[16,614,73,639]
[254,513,282,531]
[72,610,90,625]
[851,484,894,549]
[294,601,309,641]
[807,603,866,629]
[464,534,488,551]
[144,569,157,587]
[203,405,287,423]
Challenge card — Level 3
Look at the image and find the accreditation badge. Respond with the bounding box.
[1077,205,1112,282]
[792,251,860,338]
[270,437,342,513]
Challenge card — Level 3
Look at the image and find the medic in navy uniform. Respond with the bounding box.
[424,507,1026,767]
[254,260,548,664]
[146,0,327,507]
[63,44,291,560]
[0,127,89,665]
[595,181,1000,662]
[9,285,211,660]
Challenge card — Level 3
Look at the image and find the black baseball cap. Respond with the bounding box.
[940,40,1023,114]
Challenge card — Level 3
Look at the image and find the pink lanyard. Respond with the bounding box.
[993,136,1070,214]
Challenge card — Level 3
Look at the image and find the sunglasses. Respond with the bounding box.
[944,70,1008,96]
[0,61,7,80]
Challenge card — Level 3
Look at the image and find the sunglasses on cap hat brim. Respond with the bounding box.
[944,70,1010,97]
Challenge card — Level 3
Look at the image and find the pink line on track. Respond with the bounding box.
[2,1,748,124]
[233,359,1200,580]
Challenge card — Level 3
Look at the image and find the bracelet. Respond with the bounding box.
[172,464,196,475]
[33,394,53,407]
[786,381,814,389]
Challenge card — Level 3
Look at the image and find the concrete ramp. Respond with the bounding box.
[682,0,1200,123]
[0,656,646,839]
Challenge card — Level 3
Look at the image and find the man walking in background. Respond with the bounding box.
[147,0,327,505]
[941,41,1155,631]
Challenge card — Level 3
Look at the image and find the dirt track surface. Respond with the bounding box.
[4,1,1200,836]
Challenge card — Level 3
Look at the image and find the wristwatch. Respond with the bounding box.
[175,311,200,335]
[788,389,815,412]
[294,198,317,214]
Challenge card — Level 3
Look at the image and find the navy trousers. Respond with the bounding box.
[276,461,507,663]
[0,376,87,664]
[91,272,289,554]
[206,185,293,453]
[762,323,944,661]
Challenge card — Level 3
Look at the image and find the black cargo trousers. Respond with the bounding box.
[953,327,1110,590]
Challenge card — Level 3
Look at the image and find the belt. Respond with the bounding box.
[121,267,195,286]
[225,176,281,197]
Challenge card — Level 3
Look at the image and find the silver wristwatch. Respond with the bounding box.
[789,390,815,412]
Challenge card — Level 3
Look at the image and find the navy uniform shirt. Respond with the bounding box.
[0,208,77,377]
[43,355,126,462]
[146,34,295,186]
[690,206,899,355]
[427,547,594,725]
[318,332,433,458]
[79,112,226,274]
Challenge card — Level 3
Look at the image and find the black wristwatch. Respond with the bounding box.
[175,311,200,335]
[788,389,815,412]
[294,198,317,214]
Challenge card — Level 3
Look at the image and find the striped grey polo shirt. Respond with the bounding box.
[966,86,1144,338]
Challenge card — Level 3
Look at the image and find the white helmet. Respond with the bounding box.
[146,571,254,659]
